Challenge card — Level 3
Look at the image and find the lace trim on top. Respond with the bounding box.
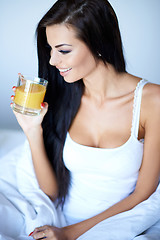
[131,79,148,138]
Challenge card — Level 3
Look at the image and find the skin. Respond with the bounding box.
[47,24,99,84]
[11,24,160,240]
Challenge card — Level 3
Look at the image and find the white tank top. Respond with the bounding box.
[63,79,148,225]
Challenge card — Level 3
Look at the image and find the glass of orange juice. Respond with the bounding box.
[12,74,48,116]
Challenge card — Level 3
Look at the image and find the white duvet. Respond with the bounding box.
[0,129,160,240]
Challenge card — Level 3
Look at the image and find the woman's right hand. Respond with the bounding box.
[10,86,48,138]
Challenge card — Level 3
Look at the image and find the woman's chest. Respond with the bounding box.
[69,95,134,148]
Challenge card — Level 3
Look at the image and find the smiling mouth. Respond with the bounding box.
[58,67,72,73]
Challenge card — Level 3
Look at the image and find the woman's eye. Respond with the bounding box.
[59,50,71,54]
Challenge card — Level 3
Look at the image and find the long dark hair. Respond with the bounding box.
[36,0,126,206]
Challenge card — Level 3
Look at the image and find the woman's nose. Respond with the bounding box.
[49,51,61,66]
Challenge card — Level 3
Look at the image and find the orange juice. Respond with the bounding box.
[14,83,46,110]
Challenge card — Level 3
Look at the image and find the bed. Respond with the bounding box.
[0,128,160,240]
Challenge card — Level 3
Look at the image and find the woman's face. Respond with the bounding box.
[46,24,99,83]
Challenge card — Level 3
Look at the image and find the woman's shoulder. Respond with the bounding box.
[123,74,160,128]
[143,80,160,105]
[126,73,160,104]
[141,80,160,123]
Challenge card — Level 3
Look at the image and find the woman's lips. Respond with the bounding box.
[58,68,72,76]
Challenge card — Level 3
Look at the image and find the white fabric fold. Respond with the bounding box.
[77,184,160,240]
[0,234,31,240]
[16,140,66,235]
[0,136,65,239]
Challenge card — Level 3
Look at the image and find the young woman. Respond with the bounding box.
[11,0,160,239]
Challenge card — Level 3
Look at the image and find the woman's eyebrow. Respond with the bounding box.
[55,44,72,48]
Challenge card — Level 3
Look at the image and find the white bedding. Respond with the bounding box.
[0,129,160,240]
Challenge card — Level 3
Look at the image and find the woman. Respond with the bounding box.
[11,0,160,239]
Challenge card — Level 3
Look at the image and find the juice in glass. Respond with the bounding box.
[12,75,48,116]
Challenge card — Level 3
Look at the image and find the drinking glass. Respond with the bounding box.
[12,75,48,116]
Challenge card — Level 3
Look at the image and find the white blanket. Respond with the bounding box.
[0,129,160,240]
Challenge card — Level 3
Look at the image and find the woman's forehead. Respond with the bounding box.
[46,24,78,45]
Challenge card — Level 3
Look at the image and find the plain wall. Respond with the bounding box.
[0,0,160,130]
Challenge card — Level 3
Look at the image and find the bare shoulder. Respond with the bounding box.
[143,82,160,107]
[142,82,160,125]
[124,74,160,107]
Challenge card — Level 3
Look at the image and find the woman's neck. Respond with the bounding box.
[83,62,126,105]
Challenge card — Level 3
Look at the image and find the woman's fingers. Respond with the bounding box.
[11,86,16,101]
[32,230,47,239]
[11,95,14,101]
[30,225,66,240]
[11,86,16,102]
[30,225,50,239]
[40,102,48,116]
[12,86,16,92]
[33,225,48,232]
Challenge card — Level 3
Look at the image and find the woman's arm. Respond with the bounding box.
[12,101,58,201]
[26,124,58,201]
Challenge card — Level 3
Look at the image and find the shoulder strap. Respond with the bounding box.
[131,79,148,138]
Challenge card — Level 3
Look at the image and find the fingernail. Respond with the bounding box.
[12,86,16,90]
[41,102,45,108]
[11,95,14,98]
[28,231,34,236]
[10,103,14,108]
